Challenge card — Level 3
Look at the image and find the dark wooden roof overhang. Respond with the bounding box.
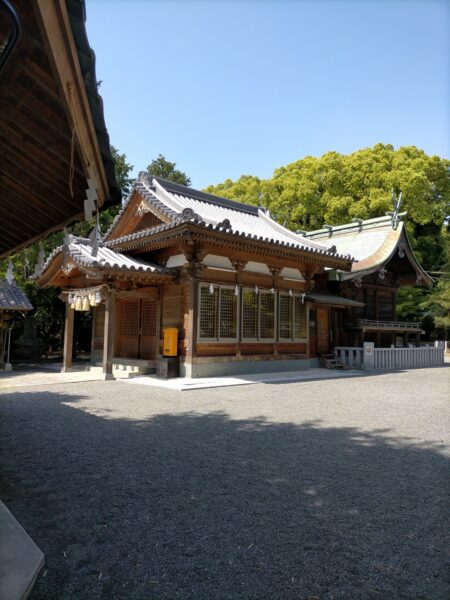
[107,222,354,271]
[306,292,365,309]
[0,0,120,258]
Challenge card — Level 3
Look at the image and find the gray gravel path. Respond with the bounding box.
[1,367,449,600]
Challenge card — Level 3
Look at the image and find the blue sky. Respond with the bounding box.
[86,0,450,189]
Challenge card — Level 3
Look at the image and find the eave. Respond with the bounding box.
[107,222,354,271]
[340,224,433,287]
[0,0,120,258]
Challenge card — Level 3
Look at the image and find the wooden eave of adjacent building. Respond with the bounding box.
[0,0,120,258]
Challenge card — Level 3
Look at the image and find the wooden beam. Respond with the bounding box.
[0,130,84,201]
[0,157,80,219]
[5,76,69,131]
[62,301,74,372]
[0,107,85,179]
[0,210,83,260]
[33,0,110,206]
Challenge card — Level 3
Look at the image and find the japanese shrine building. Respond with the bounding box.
[305,214,433,348]
[34,174,431,378]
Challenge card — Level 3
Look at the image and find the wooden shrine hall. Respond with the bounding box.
[35,173,362,378]
[34,175,432,378]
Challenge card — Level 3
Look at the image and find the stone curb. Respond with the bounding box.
[0,501,44,600]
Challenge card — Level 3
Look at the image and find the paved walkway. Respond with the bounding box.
[1,366,449,599]
[0,368,107,390]
[0,364,364,392]
[123,367,365,391]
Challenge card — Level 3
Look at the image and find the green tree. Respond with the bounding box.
[427,230,450,338]
[206,144,450,236]
[111,145,134,196]
[147,154,191,186]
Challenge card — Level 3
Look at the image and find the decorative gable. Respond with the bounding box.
[106,192,169,241]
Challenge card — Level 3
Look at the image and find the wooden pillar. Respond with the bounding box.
[102,292,116,379]
[0,315,4,368]
[90,307,97,365]
[185,277,197,363]
[62,301,74,372]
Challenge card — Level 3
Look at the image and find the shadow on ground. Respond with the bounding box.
[0,389,449,600]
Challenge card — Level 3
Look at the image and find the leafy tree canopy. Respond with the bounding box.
[205,144,450,270]
[110,145,134,196]
[147,154,191,186]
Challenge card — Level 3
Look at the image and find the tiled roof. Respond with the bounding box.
[0,281,33,311]
[305,214,432,285]
[305,215,400,263]
[34,236,174,279]
[105,173,353,264]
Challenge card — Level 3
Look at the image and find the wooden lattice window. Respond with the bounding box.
[141,299,157,336]
[279,293,307,341]
[199,286,218,339]
[242,289,258,340]
[120,301,140,336]
[219,288,237,339]
[259,292,275,339]
[241,289,275,341]
[198,285,237,341]
[279,294,293,340]
[294,296,307,339]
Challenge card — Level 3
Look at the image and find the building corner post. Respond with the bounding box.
[62,301,74,372]
[102,291,116,380]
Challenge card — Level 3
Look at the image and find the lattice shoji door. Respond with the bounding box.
[117,300,140,358]
[140,299,158,360]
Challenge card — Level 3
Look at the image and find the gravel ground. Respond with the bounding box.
[1,367,449,600]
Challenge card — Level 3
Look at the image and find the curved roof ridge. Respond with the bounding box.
[257,209,330,251]
[305,213,407,238]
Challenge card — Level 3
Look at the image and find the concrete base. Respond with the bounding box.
[0,501,44,600]
[100,372,115,381]
[180,357,311,378]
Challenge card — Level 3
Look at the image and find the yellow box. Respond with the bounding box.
[163,328,178,357]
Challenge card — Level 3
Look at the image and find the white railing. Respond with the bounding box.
[358,319,421,330]
[334,346,445,370]
[334,347,364,369]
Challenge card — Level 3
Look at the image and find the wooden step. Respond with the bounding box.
[318,352,348,370]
